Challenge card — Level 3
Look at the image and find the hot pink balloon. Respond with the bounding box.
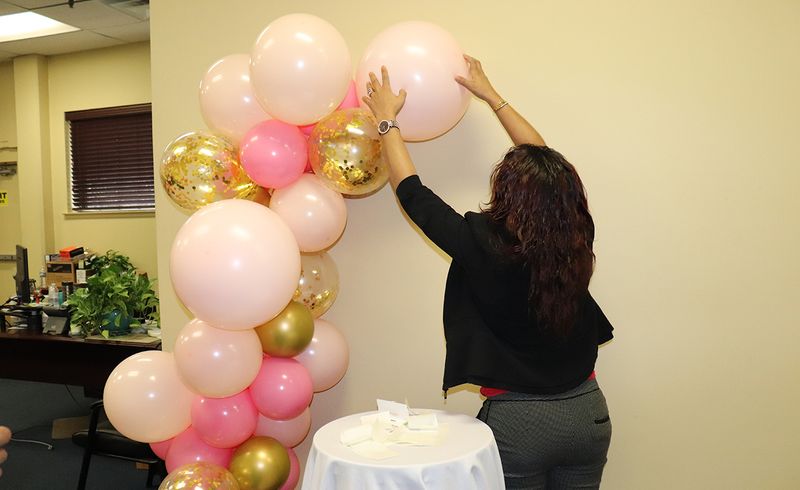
[150,438,173,460]
[165,426,233,473]
[174,318,263,398]
[270,174,347,252]
[280,447,300,490]
[299,80,359,135]
[191,391,258,449]
[294,319,349,392]
[199,53,272,144]
[254,408,311,448]
[249,357,312,421]
[104,351,194,443]
[250,13,351,125]
[239,119,307,189]
[356,21,470,141]
[170,199,300,330]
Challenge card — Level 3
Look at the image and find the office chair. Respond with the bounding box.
[72,400,166,490]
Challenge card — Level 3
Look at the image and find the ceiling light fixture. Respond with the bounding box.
[0,12,80,43]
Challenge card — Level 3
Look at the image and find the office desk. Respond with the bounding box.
[0,329,161,398]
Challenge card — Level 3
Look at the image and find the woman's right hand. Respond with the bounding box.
[455,55,502,107]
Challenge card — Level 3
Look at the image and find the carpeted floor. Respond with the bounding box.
[0,378,158,490]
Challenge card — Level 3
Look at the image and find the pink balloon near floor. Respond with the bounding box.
[174,318,263,398]
[199,53,272,144]
[192,391,259,449]
[170,199,301,330]
[239,119,307,189]
[249,357,313,420]
[356,21,470,141]
[270,174,347,253]
[281,447,300,490]
[104,351,194,443]
[294,318,349,392]
[250,13,351,125]
[165,426,233,473]
[254,407,311,448]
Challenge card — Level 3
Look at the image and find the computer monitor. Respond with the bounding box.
[14,245,31,304]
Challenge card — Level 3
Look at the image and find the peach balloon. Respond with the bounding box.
[199,53,272,144]
[294,319,349,392]
[356,21,470,141]
[270,174,347,252]
[254,408,311,448]
[174,319,263,398]
[104,351,194,443]
[170,199,301,330]
[250,13,351,125]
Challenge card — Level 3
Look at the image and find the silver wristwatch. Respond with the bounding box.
[378,119,399,135]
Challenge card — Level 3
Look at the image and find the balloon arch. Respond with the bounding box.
[103,14,470,490]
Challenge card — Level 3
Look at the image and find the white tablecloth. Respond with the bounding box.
[302,410,505,490]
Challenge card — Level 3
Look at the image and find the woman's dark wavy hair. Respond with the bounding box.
[483,145,595,338]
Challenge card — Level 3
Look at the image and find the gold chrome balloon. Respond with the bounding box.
[160,130,257,210]
[159,461,240,490]
[229,436,290,490]
[294,252,339,318]
[308,108,388,196]
[255,301,314,357]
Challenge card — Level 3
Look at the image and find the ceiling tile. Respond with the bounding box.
[0,1,25,15]
[5,0,61,8]
[92,19,147,42]
[0,29,122,56]
[36,0,140,29]
[0,49,16,61]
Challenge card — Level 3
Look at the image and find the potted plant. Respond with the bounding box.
[66,251,159,337]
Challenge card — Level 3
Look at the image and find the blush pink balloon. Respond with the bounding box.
[174,319,263,398]
[298,80,359,135]
[270,174,347,252]
[280,447,300,490]
[150,438,173,460]
[239,119,307,189]
[104,351,194,443]
[165,426,233,473]
[356,21,470,141]
[250,13,351,125]
[249,357,312,421]
[254,408,311,448]
[191,391,259,449]
[199,54,272,144]
[170,199,300,330]
[294,319,349,392]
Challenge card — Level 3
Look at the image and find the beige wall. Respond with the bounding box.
[151,1,800,488]
[0,61,20,299]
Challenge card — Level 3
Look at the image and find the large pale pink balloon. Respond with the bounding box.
[280,447,300,490]
[192,391,259,449]
[199,54,272,144]
[299,80,359,135]
[104,351,194,443]
[294,319,349,392]
[249,357,312,421]
[174,319,263,397]
[254,408,311,448]
[250,13,352,125]
[239,120,307,189]
[356,21,470,141]
[270,174,347,252]
[171,199,301,330]
[165,426,233,473]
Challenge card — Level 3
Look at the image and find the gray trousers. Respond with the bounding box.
[476,378,612,490]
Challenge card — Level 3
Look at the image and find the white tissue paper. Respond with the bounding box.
[339,400,444,460]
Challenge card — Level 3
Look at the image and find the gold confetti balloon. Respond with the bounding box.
[159,461,240,490]
[160,131,257,210]
[294,252,339,318]
[308,108,389,196]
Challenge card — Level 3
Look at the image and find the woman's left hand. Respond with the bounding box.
[362,66,406,121]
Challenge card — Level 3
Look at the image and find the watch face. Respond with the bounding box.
[379,120,390,133]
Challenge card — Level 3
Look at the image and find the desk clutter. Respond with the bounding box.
[339,400,446,460]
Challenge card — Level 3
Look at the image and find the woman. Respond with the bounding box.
[362,56,614,489]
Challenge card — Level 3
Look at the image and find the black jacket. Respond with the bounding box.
[396,175,614,395]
